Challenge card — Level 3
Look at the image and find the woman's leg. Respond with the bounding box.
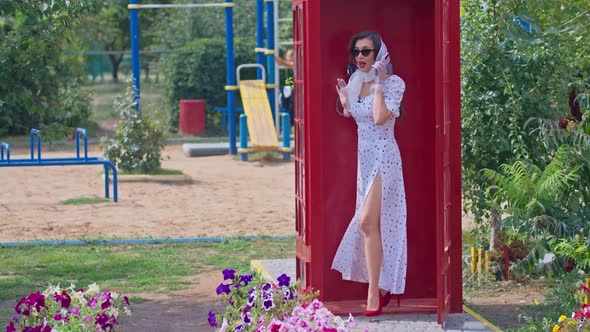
[359,172,383,310]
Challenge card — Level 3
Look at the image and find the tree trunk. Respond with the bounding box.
[108,54,124,82]
[143,63,150,82]
[489,187,503,251]
[490,206,503,250]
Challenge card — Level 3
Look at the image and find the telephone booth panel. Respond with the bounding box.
[293,0,462,320]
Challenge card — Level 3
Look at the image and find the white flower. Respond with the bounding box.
[87,283,100,296]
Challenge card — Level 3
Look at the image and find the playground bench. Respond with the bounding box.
[0,128,118,202]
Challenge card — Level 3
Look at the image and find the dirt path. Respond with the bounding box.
[0,146,295,242]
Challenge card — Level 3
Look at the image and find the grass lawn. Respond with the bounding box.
[0,237,295,304]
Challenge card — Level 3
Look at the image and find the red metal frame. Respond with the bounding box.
[293,0,462,324]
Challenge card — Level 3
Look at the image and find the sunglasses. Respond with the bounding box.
[352,48,375,57]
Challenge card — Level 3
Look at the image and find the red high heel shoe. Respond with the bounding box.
[363,307,382,317]
[379,291,392,308]
[363,295,383,317]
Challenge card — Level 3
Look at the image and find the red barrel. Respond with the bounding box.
[178,99,206,135]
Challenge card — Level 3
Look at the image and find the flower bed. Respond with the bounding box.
[209,269,362,332]
[5,283,131,332]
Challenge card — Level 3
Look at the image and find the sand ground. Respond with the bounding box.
[0,146,295,242]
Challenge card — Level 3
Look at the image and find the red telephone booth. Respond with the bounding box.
[292,0,462,324]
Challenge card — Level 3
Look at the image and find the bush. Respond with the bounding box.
[100,85,166,173]
[0,1,96,136]
[162,38,257,134]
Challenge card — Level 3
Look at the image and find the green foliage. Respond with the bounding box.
[0,0,100,136]
[100,85,166,173]
[461,0,590,229]
[484,145,583,237]
[162,38,256,132]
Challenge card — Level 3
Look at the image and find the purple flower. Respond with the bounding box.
[283,288,294,302]
[123,296,130,305]
[88,298,97,308]
[222,269,236,281]
[239,274,253,286]
[277,274,290,287]
[247,295,256,306]
[248,287,256,295]
[100,293,112,310]
[208,310,217,327]
[84,316,93,323]
[54,290,71,308]
[53,313,62,321]
[262,283,272,292]
[15,292,46,317]
[234,324,244,331]
[216,283,231,295]
[263,298,274,311]
[6,322,16,332]
[70,307,80,316]
[242,311,253,325]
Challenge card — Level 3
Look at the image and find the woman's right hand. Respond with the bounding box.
[335,78,350,116]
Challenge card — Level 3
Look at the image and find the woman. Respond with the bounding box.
[332,31,407,317]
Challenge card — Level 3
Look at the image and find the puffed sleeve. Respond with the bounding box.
[382,75,405,118]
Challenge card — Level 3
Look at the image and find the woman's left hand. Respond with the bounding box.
[372,53,389,83]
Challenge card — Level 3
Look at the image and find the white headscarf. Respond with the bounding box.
[341,39,389,114]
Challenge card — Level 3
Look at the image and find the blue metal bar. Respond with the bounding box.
[240,114,248,161]
[0,235,294,247]
[75,128,88,160]
[30,129,41,162]
[265,0,276,125]
[4,157,101,164]
[104,164,110,199]
[281,112,291,161]
[130,0,141,112]
[0,159,118,202]
[256,0,265,79]
[0,142,9,161]
[225,0,237,154]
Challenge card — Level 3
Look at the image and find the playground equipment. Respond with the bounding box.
[127,0,291,155]
[128,0,238,153]
[0,128,118,202]
[235,64,292,161]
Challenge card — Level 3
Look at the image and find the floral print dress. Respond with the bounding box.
[331,75,408,294]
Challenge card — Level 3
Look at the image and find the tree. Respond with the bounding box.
[0,0,101,136]
[461,0,590,250]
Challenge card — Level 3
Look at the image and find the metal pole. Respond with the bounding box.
[274,0,280,135]
[265,0,276,130]
[256,0,265,79]
[130,0,141,112]
[225,0,237,154]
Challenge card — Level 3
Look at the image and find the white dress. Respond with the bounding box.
[331,75,407,294]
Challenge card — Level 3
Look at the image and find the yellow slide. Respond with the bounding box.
[237,71,279,151]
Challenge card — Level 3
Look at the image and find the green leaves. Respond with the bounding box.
[0,0,101,136]
[100,84,166,173]
[461,0,590,231]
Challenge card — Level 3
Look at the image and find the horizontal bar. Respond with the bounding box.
[279,41,293,46]
[4,157,102,163]
[128,3,231,9]
[75,50,175,56]
[0,160,112,167]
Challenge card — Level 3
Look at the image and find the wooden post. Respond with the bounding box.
[477,248,484,276]
[485,250,491,272]
[585,278,590,305]
[471,247,477,275]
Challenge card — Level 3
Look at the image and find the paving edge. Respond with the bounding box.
[462,304,504,332]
